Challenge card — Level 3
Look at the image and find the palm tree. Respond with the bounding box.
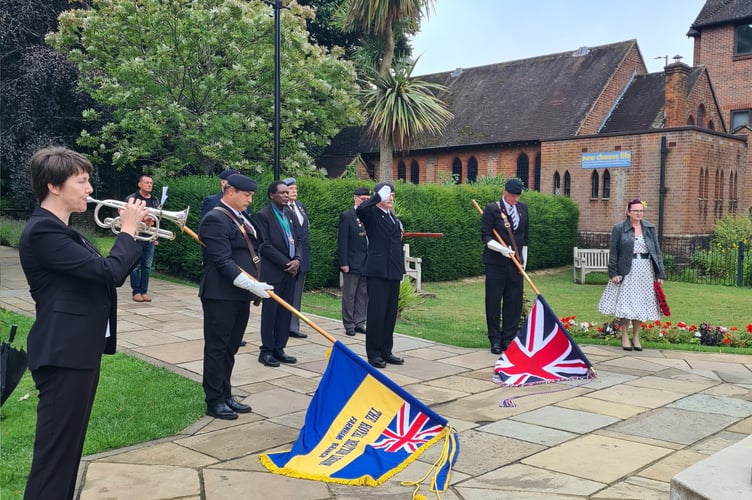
[360,59,453,180]
[344,0,452,181]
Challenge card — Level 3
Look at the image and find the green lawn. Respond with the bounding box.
[303,269,752,352]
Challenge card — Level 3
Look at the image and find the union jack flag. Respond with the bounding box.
[494,295,593,387]
[371,402,445,453]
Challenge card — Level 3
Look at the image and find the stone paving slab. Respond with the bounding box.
[522,434,673,483]
[609,407,738,445]
[479,419,577,446]
[462,463,605,496]
[510,405,621,434]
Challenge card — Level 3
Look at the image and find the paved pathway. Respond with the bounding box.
[2,245,752,499]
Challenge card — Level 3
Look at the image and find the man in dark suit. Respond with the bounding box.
[337,187,370,336]
[282,177,309,339]
[199,173,273,420]
[19,146,146,500]
[356,182,405,368]
[481,178,529,354]
[253,180,301,367]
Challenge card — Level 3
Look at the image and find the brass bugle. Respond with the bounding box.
[87,196,190,242]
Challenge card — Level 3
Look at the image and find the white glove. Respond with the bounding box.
[232,273,273,298]
[487,240,514,258]
[522,246,528,270]
[377,185,392,200]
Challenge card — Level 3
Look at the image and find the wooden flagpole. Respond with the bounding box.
[472,199,540,295]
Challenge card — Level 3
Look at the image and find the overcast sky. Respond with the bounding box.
[410,0,707,76]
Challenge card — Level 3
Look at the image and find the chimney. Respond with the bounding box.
[664,58,691,128]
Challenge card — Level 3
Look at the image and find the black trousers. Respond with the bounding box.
[201,299,250,406]
[25,365,101,500]
[260,274,296,356]
[485,262,524,348]
[365,277,400,360]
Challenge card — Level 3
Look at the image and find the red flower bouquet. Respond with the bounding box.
[654,281,671,316]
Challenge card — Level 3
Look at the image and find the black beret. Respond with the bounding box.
[504,178,524,194]
[374,182,394,195]
[282,177,296,186]
[226,173,257,192]
[219,169,239,180]
[353,187,370,196]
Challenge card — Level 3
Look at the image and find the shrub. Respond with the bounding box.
[0,218,25,247]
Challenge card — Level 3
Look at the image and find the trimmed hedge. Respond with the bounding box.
[150,177,579,289]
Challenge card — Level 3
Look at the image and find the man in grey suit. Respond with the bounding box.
[337,187,370,336]
[283,177,310,339]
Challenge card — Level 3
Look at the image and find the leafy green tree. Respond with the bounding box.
[46,0,362,177]
[343,0,452,181]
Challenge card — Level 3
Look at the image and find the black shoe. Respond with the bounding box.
[345,328,356,336]
[206,403,238,420]
[259,354,280,367]
[274,352,297,364]
[239,340,247,347]
[225,398,252,413]
[289,331,308,339]
[622,346,633,351]
[491,344,502,354]
[354,326,367,334]
[368,357,387,369]
[384,354,404,365]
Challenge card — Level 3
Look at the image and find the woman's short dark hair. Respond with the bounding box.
[626,199,643,212]
[29,147,92,204]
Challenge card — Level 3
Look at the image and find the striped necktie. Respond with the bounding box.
[509,205,519,230]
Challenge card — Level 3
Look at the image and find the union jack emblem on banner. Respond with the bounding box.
[494,295,593,387]
[371,402,445,453]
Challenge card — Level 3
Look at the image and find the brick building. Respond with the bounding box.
[316,0,752,249]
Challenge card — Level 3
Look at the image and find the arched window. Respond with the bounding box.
[397,161,406,181]
[564,171,571,197]
[729,171,738,213]
[553,171,561,195]
[591,171,599,198]
[687,115,695,126]
[467,157,478,183]
[533,154,541,191]
[410,160,420,184]
[698,104,706,128]
[699,167,708,217]
[708,120,715,130]
[516,153,529,186]
[602,170,611,199]
[451,158,462,184]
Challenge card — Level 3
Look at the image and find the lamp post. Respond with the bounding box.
[267,0,283,180]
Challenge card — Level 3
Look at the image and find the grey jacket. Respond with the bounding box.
[607,219,666,280]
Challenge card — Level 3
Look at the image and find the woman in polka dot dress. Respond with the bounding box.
[598,199,666,351]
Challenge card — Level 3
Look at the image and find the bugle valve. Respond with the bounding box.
[87,197,191,242]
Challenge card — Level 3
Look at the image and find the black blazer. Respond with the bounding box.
[198,201,260,301]
[356,194,404,281]
[19,207,142,370]
[337,207,368,273]
[480,199,529,267]
[288,200,311,273]
[253,204,301,284]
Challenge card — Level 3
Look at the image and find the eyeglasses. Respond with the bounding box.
[630,210,644,214]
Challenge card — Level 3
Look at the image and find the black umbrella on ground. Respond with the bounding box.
[1,324,28,406]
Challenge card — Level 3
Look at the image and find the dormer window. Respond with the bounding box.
[735,23,752,55]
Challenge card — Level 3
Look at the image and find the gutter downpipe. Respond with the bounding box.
[658,136,668,243]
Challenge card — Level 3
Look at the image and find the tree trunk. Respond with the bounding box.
[377,140,394,182]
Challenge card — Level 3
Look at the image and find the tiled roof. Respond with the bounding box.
[415,40,636,148]
[600,73,666,133]
[689,0,752,34]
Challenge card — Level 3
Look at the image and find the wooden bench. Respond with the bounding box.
[573,247,609,284]
[403,244,423,292]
